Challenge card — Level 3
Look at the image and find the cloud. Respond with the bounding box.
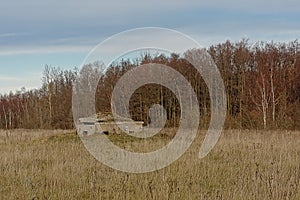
[0,74,41,95]
[4,2,299,29]
[1,0,299,50]
[0,32,30,38]
[0,0,299,94]
[2,1,300,15]
[0,45,92,56]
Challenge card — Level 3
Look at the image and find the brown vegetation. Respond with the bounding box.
[0,40,299,130]
[1,129,300,199]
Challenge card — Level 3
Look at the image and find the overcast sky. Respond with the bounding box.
[0,0,299,94]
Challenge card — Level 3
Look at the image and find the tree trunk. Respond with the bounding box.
[270,67,276,124]
[260,72,268,129]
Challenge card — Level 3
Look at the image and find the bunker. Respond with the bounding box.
[77,115,144,136]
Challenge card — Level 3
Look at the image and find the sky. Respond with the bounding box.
[0,0,299,94]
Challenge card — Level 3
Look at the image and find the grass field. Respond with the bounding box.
[1,129,300,199]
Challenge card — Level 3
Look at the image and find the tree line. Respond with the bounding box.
[0,39,299,130]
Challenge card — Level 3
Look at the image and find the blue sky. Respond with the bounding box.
[0,0,299,94]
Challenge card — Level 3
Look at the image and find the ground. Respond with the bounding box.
[1,129,300,199]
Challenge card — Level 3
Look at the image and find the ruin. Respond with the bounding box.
[77,113,144,136]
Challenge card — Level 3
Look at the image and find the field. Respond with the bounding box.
[1,129,300,199]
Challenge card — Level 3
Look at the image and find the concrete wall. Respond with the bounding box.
[77,120,144,136]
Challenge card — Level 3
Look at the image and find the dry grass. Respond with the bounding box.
[1,129,300,199]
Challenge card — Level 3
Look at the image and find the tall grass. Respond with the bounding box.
[1,129,300,199]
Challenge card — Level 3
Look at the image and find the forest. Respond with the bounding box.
[0,39,299,130]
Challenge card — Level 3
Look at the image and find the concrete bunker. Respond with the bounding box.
[77,114,144,136]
